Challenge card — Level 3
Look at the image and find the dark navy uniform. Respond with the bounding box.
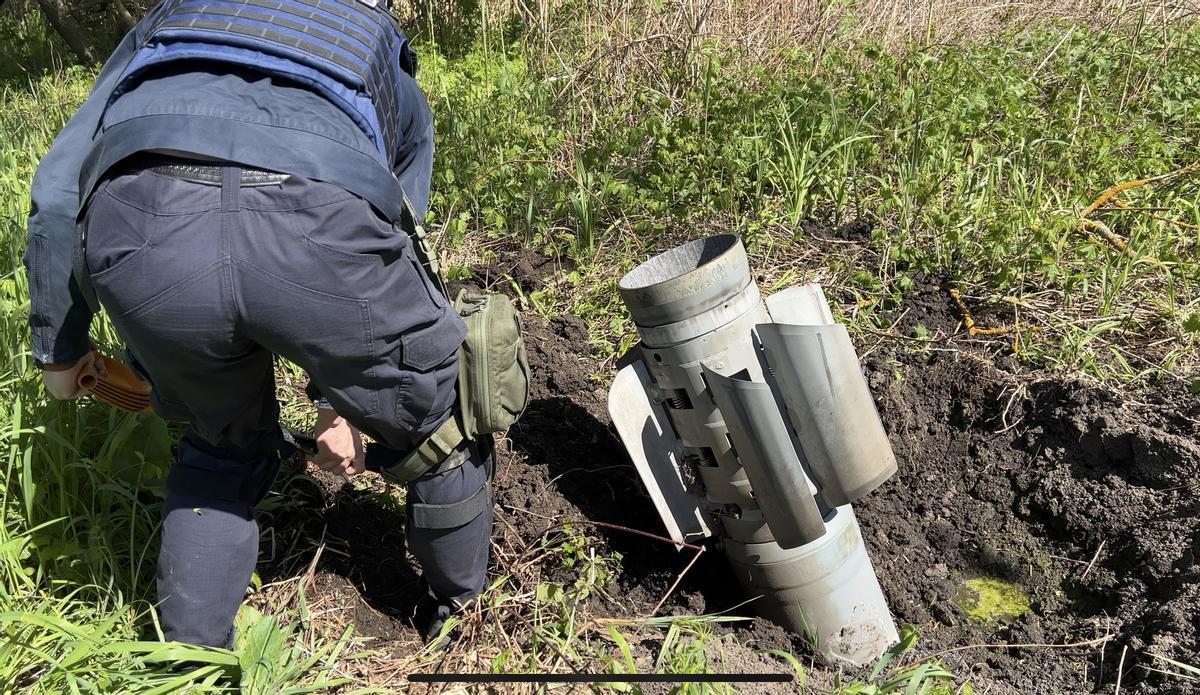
[25,0,491,648]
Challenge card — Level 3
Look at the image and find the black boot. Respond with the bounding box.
[413,585,455,649]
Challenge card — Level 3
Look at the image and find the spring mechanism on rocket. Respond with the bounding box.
[664,389,691,410]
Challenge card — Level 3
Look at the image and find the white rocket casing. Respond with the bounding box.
[724,506,898,667]
[608,235,900,666]
[609,361,712,546]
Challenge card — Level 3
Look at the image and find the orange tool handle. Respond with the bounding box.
[77,352,153,413]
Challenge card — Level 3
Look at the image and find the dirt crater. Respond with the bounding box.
[257,263,1198,694]
[496,280,1199,693]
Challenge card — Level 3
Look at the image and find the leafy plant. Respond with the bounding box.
[835,625,960,694]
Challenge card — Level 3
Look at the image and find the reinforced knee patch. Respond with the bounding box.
[405,438,494,604]
[407,438,491,530]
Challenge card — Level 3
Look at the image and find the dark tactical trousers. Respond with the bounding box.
[83,164,492,647]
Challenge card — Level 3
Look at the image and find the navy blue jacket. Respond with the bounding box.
[25,12,433,366]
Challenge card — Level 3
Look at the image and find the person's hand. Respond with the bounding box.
[41,351,105,400]
[311,407,365,476]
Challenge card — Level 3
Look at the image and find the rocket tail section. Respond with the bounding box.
[609,360,714,547]
[757,323,898,505]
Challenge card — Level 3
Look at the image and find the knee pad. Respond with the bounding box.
[407,437,492,530]
[405,439,494,603]
[168,432,283,506]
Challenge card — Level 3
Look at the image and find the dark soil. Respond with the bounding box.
[497,310,746,617]
[260,254,1199,694]
[864,289,1199,694]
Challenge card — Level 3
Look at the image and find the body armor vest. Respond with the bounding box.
[109,0,415,167]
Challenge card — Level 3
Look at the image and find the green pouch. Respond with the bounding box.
[454,289,530,435]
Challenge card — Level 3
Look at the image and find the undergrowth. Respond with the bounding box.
[1,1,1198,692]
[427,15,1200,382]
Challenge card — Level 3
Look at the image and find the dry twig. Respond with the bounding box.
[1080,540,1106,581]
[1115,645,1129,694]
[649,545,706,617]
[923,633,1115,660]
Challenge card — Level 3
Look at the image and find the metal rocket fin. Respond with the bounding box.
[764,283,835,326]
[609,360,713,546]
[757,323,898,505]
[703,366,828,549]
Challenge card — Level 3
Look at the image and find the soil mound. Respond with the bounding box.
[861,344,1198,693]
[262,266,1198,693]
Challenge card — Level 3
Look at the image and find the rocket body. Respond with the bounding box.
[609,234,899,666]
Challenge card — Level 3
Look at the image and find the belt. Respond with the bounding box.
[150,163,290,187]
[369,411,471,484]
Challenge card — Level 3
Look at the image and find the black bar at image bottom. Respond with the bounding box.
[408,673,794,683]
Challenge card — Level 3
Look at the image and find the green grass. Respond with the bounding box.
[1144,652,1200,682]
[426,14,1200,379]
[2,2,1199,692]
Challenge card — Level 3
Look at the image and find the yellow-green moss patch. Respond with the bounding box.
[957,578,1030,624]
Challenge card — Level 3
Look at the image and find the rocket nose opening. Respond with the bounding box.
[619,234,741,291]
[617,234,752,329]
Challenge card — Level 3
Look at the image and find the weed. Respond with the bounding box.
[1,2,1195,691]
[1144,652,1200,682]
[428,18,1200,381]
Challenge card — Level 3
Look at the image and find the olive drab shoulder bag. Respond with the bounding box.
[397,200,530,440]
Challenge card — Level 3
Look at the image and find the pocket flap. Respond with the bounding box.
[402,310,467,371]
